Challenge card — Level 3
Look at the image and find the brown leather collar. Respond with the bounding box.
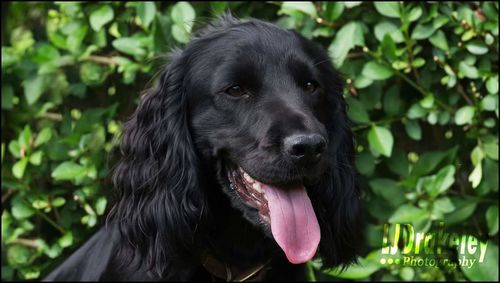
[201,254,271,281]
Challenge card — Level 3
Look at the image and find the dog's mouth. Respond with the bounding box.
[226,166,321,264]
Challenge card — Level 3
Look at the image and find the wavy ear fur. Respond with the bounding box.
[109,51,206,278]
[309,68,362,269]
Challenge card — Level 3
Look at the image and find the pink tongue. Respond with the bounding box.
[262,183,320,264]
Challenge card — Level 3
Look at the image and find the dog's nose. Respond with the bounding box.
[283,134,326,165]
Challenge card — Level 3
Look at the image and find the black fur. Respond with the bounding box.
[44,15,361,281]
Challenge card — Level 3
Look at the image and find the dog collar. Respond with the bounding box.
[201,254,271,281]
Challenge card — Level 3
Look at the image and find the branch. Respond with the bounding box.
[85,55,117,66]
[455,82,475,105]
[39,112,62,121]
[10,238,39,249]
[1,189,15,204]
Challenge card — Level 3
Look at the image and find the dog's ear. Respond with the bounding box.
[109,51,206,277]
[309,68,362,269]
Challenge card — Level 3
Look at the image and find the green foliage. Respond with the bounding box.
[1,1,498,281]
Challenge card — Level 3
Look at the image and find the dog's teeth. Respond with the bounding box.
[252,182,262,193]
[261,215,270,223]
[243,172,253,182]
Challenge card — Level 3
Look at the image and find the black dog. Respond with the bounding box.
[44,14,361,281]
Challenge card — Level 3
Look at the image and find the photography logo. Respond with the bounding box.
[381,222,488,269]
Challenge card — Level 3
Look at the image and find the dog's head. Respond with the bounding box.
[111,14,360,277]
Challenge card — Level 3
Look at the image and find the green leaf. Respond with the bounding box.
[172,24,190,43]
[280,1,317,18]
[419,94,434,109]
[8,140,21,158]
[2,47,18,68]
[7,245,32,267]
[461,30,475,42]
[466,40,489,55]
[34,128,52,147]
[427,111,437,125]
[67,24,88,53]
[454,105,475,125]
[445,198,478,225]
[362,62,394,80]
[404,119,422,141]
[374,21,404,43]
[383,85,401,116]
[459,61,479,79]
[482,2,499,21]
[2,84,14,109]
[387,149,410,177]
[399,267,415,281]
[306,261,316,281]
[411,57,425,68]
[411,23,436,39]
[51,161,86,181]
[19,125,32,149]
[329,22,364,67]
[411,148,458,177]
[335,263,379,280]
[89,5,114,31]
[11,27,34,54]
[381,34,397,62]
[344,2,362,8]
[210,2,228,15]
[346,97,370,123]
[368,126,394,157]
[482,94,498,112]
[407,6,423,22]
[407,103,427,119]
[486,206,498,236]
[355,150,376,176]
[353,75,373,89]
[327,257,380,279]
[483,141,499,160]
[369,178,406,207]
[137,2,156,29]
[32,43,60,65]
[429,30,448,50]
[389,204,428,223]
[471,145,485,166]
[433,197,455,214]
[29,151,42,166]
[112,38,146,57]
[52,197,66,207]
[45,243,62,259]
[422,165,456,197]
[95,197,107,215]
[80,62,106,86]
[58,232,73,248]
[23,75,45,105]
[374,2,400,18]
[461,242,498,281]
[469,162,482,188]
[171,2,195,32]
[324,2,344,21]
[12,158,28,179]
[11,197,34,219]
[432,15,449,29]
[486,75,498,94]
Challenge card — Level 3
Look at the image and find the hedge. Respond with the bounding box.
[1,2,498,281]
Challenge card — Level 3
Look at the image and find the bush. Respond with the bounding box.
[1,2,498,281]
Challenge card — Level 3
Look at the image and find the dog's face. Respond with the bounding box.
[113,16,359,276]
[185,19,345,264]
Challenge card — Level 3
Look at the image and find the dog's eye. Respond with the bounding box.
[305,80,318,93]
[225,85,248,97]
